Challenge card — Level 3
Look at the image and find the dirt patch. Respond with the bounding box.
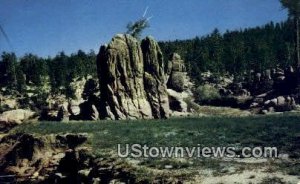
[0,133,143,183]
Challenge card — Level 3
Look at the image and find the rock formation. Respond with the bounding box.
[166,53,197,116]
[97,34,169,120]
[141,37,169,119]
[247,66,299,113]
[167,53,187,92]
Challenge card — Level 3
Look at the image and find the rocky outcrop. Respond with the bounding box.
[245,66,299,113]
[166,53,198,116]
[97,34,169,120]
[167,53,187,92]
[254,95,297,114]
[68,78,100,121]
[141,37,169,119]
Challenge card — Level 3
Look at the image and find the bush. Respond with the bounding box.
[194,84,220,104]
[167,72,185,92]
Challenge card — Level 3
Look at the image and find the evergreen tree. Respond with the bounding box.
[280,0,300,67]
[49,52,68,93]
[280,0,300,88]
[20,54,48,85]
[0,52,17,89]
[16,65,26,93]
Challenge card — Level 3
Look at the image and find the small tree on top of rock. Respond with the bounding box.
[126,7,152,39]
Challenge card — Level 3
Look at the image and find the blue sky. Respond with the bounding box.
[0,0,288,57]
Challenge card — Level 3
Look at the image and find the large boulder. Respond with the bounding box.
[68,100,81,116]
[69,76,93,101]
[165,53,197,115]
[97,34,169,120]
[0,96,18,110]
[0,109,36,132]
[167,72,186,92]
[167,89,188,113]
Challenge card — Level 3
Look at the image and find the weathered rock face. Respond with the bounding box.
[141,36,169,119]
[97,34,169,120]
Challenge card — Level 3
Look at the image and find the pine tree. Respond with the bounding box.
[280,0,300,67]
[1,52,17,89]
[20,54,47,85]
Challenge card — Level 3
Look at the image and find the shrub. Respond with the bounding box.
[194,84,220,104]
[167,72,185,92]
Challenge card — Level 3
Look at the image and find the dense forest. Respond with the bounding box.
[0,50,97,96]
[159,19,296,84]
[0,19,296,95]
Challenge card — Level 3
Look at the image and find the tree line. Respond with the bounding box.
[0,50,97,96]
[159,20,296,85]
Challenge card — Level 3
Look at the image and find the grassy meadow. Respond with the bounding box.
[11,114,300,183]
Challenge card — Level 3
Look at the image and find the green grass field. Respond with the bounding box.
[11,114,300,183]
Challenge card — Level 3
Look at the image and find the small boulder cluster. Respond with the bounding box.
[39,77,100,122]
[248,66,299,113]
